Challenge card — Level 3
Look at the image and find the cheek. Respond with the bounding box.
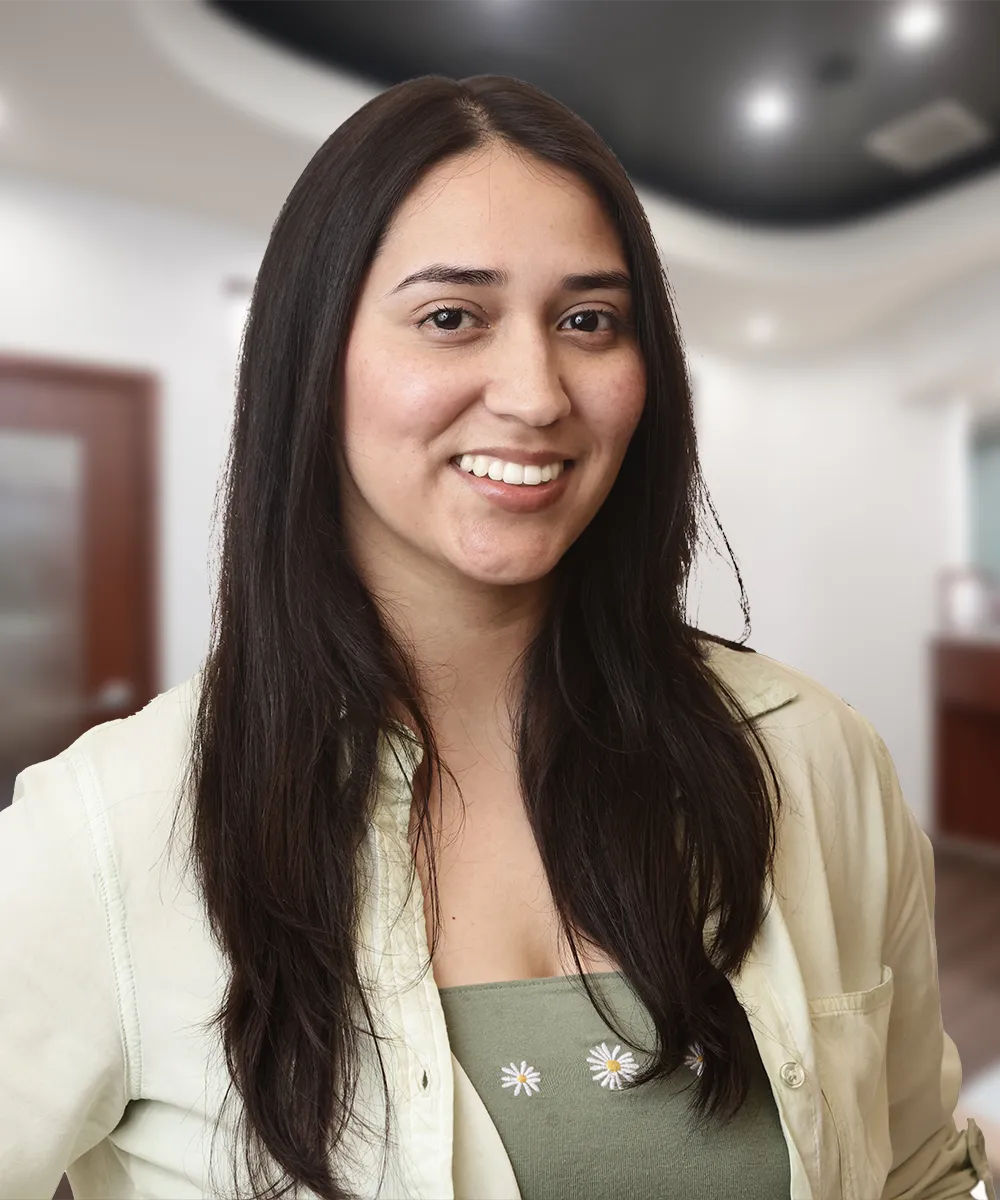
[591,357,647,450]
[342,345,468,460]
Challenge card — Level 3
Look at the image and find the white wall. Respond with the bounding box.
[689,350,942,824]
[686,265,1000,827]
[0,168,263,689]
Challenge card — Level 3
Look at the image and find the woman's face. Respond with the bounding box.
[340,141,646,590]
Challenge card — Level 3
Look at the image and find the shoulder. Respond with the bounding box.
[700,639,913,992]
[697,636,900,860]
[7,670,203,875]
[698,634,882,764]
[1,672,211,1114]
[58,670,203,807]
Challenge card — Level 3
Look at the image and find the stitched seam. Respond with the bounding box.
[819,1086,852,1200]
[759,968,825,1199]
[66,747,143,1100]
[821,1084,855,1200]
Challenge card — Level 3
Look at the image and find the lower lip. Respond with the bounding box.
[449,459,574,513]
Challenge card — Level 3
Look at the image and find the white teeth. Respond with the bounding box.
[454,455,567,486]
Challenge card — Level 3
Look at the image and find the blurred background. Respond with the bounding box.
[0,1,997,1194]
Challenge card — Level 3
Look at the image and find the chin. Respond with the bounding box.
[453,555,561,588]
[444,524,572,587]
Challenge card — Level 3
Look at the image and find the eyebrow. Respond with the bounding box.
[385,264,633,297]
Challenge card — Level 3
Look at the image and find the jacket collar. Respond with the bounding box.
[697,639,800,720]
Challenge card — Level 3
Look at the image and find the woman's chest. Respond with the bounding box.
[409,763,618,987]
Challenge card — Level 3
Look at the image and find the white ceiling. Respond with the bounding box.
[2,0,1000,361]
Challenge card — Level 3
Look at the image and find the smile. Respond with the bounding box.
[451,454,569,486]
[448,456,575,513]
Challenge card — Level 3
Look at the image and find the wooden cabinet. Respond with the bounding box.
[933,636,1000,846]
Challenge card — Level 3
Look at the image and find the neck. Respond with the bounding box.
[369,564,553,755]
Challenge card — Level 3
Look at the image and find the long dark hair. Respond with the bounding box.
[175,74,783,1200]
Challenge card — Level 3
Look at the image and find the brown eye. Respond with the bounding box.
[418,306,476,333]
[562,309,622,334]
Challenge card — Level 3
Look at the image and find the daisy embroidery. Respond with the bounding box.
[501,1060,541,1097]
[685,1044,706,1077]
[586,1042,639,1090]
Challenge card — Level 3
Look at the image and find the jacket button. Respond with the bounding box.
[780,1061,805,1088]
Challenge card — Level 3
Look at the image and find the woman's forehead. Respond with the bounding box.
[370,148,626,285]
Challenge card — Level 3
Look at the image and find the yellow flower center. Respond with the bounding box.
[517,1074,527,1083]
[607,1060,620,1073]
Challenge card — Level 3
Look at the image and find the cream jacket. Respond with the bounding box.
[0,642,995,1200]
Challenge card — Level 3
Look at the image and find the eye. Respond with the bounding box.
[415,305,627,338]
[417,306,480,334]
[560,308,624,335]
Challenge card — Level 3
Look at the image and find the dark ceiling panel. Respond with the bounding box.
[208,0,1000,229]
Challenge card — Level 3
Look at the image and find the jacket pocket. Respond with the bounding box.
[808,964,894,1200]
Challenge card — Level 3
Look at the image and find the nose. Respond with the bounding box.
[482,319,572,427]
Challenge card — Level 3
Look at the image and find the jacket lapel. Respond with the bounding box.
[452,1053,523,1199]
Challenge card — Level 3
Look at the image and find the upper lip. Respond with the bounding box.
[453,447,574,466]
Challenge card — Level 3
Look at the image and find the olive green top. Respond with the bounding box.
[438,970,790,1199]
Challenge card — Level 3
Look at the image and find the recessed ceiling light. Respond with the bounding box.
[745,86,793,133]
[747,315,776,344]
[892,2,945,47]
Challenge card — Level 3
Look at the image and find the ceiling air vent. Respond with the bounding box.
[864,98,994,174]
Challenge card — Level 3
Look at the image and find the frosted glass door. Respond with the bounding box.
[0,430,85,788]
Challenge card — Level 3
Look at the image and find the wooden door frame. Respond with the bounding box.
[0,352,161,704]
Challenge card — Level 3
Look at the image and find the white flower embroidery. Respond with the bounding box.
[586,1042,639,1090]
[501,1060,541,1097]
[685,1044,706,1076]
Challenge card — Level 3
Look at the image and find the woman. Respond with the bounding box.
[0,74,993,1200]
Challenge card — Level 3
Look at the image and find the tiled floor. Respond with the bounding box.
[936,843,1000,1077]
[936,841,1000,1176]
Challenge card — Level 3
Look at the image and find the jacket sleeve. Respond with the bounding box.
[0,753,128,1199]
[858,718,996,1200]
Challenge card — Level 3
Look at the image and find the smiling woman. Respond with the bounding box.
[0,73,993,1200]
